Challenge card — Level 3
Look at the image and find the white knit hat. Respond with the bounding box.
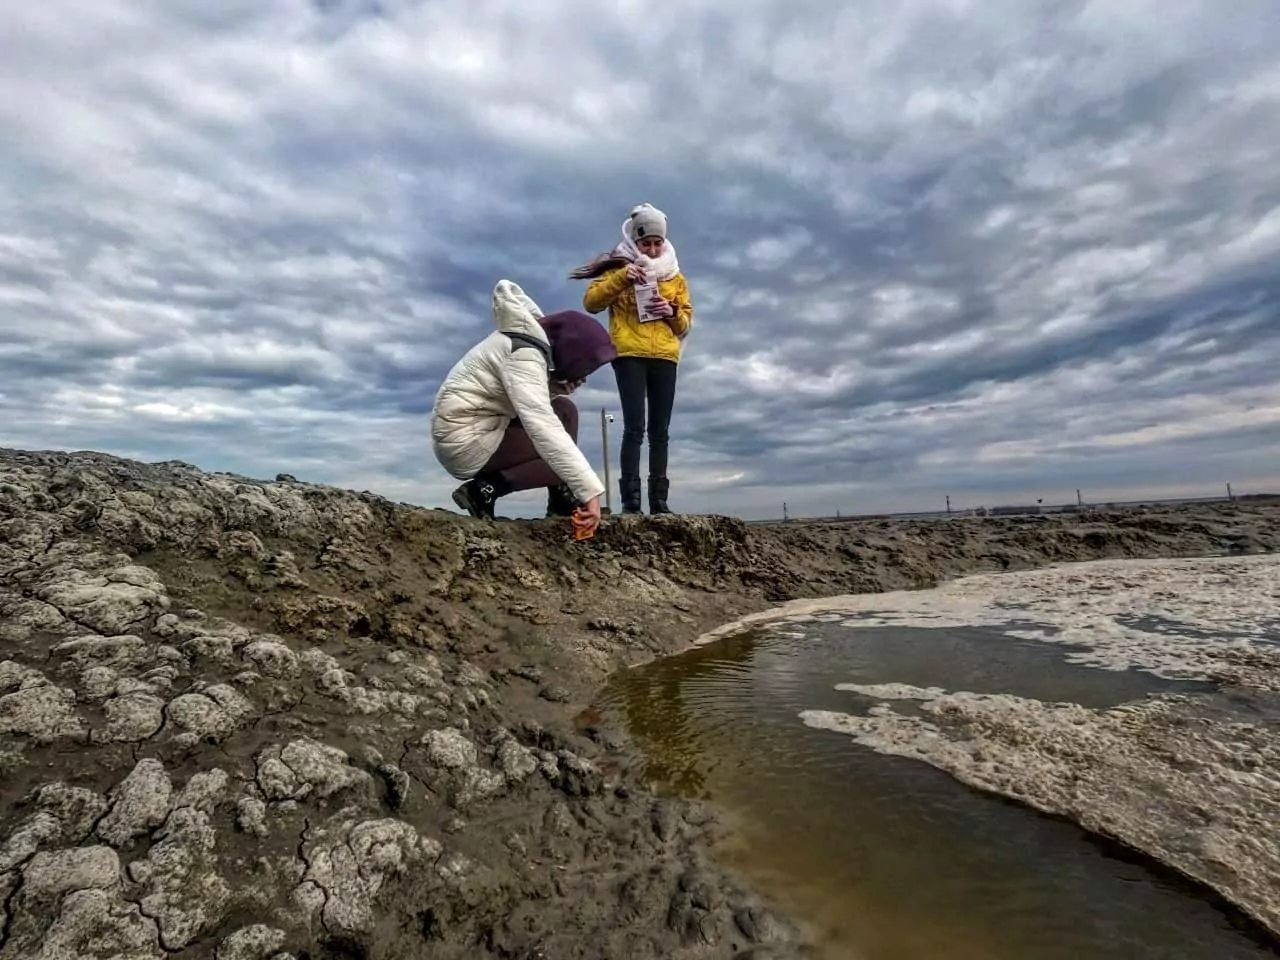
[626,203,668,242]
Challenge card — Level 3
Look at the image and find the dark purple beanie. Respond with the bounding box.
[538,310,617,382]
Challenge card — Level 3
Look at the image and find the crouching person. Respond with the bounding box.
[431,279,617,535]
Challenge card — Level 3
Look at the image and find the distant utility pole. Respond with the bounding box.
[945,495,951,514]
[600,409,614,513]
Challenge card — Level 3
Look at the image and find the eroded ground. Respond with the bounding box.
[0,447,1277,958]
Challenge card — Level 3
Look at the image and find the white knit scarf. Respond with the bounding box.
[614,218,681,281]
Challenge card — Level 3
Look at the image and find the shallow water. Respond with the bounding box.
[600,622,1277,960]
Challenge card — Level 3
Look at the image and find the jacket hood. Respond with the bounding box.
[492,279,548,342]
[539,310,617,382]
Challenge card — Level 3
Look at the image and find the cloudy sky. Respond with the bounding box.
[2,0,1279,520]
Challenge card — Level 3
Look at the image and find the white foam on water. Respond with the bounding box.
[781,554,1280,937]
[771,629,808,640]
[797,680,1280,935]
[694,553,1280,685]
[834,682,949,701]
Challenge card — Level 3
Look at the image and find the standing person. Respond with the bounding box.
[431,279,617,535]
[571,203,694,515]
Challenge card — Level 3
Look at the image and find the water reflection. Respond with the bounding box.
[601,621,1277,960]
[610,631,761,798]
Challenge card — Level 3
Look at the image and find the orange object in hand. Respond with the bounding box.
[572,508,596,541]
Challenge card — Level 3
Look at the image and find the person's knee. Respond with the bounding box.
[551,396,579,439]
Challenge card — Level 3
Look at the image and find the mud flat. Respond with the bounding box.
[0,446,1276,958]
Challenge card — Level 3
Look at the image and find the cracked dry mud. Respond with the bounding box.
[0,448,1277,958]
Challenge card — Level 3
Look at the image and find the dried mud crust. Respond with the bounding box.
[0,447,1277,958]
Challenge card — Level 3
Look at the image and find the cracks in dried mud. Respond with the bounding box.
[130,898,182,956]
[0,871,24,953]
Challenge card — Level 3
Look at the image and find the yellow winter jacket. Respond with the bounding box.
[582,267,693,364]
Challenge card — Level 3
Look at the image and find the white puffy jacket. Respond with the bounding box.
[430,280,606,504]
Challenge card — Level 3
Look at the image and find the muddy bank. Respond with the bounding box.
[0,447,1276,959]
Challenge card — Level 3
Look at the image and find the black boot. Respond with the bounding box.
[452,473,510,519]
[545,483,575,518]
[648,477,673,515]
[619,476,642,515]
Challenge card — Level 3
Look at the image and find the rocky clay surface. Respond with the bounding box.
[0,447,1277,959]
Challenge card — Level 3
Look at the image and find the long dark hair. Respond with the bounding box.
[568,252,633,280]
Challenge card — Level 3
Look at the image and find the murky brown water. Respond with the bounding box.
[599,622,1278,960]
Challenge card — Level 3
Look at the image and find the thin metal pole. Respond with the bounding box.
[601,408,612,513]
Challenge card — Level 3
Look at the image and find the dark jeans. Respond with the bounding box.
[613,356,678,479]
[483,395,578,491]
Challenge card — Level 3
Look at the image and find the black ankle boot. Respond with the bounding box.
[452,473,510,519]
[648,477,673,515]
[619,476,642,515]
[545,483,575,518]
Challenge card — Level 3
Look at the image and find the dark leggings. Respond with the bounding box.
[483,395,578,491]
[613,357,678,479]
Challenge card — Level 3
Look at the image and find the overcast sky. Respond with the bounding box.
[2,1,1278,520]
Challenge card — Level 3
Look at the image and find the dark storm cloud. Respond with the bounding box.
[1,0,1278,517]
